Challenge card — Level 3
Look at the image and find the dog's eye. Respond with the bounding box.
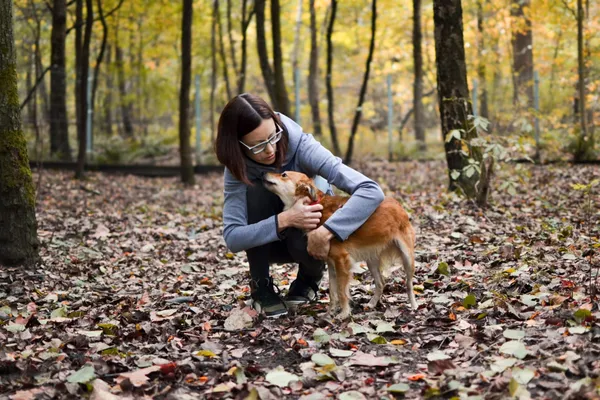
[281,172,287,178]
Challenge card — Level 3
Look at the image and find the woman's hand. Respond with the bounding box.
[307,226,334,260]
[278,197,323,231]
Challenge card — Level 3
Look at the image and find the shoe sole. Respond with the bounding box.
[253,301,288,318]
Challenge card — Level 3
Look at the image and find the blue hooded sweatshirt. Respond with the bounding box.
[222,113,385,253]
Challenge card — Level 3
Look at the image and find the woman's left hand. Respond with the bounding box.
[307,226,334,260]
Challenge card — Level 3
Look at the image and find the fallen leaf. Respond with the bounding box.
[115,366,160,387]
[349,352,396,367]
[224,308,254,331]
[311,353,335,366]
[265,366,300,387]
[500,341,529,359]
[67,365,96,384]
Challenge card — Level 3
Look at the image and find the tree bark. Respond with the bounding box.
[433,0,483,198]
[308,0,322,137]
[90,0,108,149]
[74,0,83,149]
[511,0,534,107]
[255,0,276,106]
[50,0,71,160]
[271,0,291,116]
[179,0,195,185]
[413,0,425,150]
[345,0,377,164]
[237,0,254,93]
[75,0,93,179]
[292,0,302,120]
[574,0,590,160]
[476,0,489,119]
[215,0,232,99]
[102,43,114,135]
[0,0,40,267]
[325,0,341,156]
[210,0,217,141]
[226,0,238,79]
[116,43,134,137]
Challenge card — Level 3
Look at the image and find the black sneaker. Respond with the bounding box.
[251,278,288,318]
[285,276,320,306]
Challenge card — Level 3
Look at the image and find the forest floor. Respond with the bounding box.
[1,161,600,400]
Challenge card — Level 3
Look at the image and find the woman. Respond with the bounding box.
[215,93,384,318]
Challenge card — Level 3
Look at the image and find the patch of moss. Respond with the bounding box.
[0,62,19,108]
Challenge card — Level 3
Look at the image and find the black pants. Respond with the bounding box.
[246,182,325,285]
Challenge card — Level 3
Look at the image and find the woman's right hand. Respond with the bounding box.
[279,197,323,231]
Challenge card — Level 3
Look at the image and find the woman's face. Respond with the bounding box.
[239,118,280,165]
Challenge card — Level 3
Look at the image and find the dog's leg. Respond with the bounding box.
[330,252,352,320]
[327,261,339,315]
[395,236,417,309]
[366,259,385,309]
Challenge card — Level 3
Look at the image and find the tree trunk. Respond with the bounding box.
[292,0,303,120]
[271,0,291,116]
[0,0,40,267]
[210,0,217,141]
[433,0,483,198]
[574,0,590,160]
[476,0,489,119]
[413,0,425,150]
[237,0,254,93]
[345,0,377,165]
[179,0,195,185]
[50,0,71,160]
[226,0,238,80]
[215,0,232,99]
[75,0,93,180]
[325,0,341,156]
[308,0,322,137]
[74,0,83,149]
[511,0,533,107]
[91,0,108,150]
[102,43,114,135]
[116,44,134,137]
[255,0,276,106]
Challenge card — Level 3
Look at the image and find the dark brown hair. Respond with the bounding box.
[215,93,288,185]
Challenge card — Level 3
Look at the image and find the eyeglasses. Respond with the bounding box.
[239,125,284,154]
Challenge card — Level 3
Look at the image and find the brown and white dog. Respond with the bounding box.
[263,171,417,319]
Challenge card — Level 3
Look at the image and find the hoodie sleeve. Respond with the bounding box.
[297,134,385,241]
[221,168,283,253]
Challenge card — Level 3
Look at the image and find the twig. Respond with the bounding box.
[19,66,51,110]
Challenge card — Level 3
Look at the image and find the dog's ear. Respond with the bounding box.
[297,182,318,202]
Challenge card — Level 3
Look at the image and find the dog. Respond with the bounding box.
[263,171,417,319]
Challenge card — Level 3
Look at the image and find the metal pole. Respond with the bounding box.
[195,74,202,165]
[387,74,393,162]
[86,70,93,158]
[294,67,301,123]
[472,79,478,117]
[534,71,540,160]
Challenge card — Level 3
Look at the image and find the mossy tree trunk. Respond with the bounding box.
[433,0,483,199]
[0,0,40,267]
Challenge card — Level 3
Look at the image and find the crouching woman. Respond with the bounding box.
[215,93,384,318]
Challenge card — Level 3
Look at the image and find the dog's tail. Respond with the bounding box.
[394,226,417,309]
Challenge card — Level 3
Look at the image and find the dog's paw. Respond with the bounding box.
[336,309,351,320]
[366,299,379,309]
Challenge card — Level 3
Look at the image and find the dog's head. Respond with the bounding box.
[263,171,320,209]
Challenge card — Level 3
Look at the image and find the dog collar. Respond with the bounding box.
[309,195,323,205]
